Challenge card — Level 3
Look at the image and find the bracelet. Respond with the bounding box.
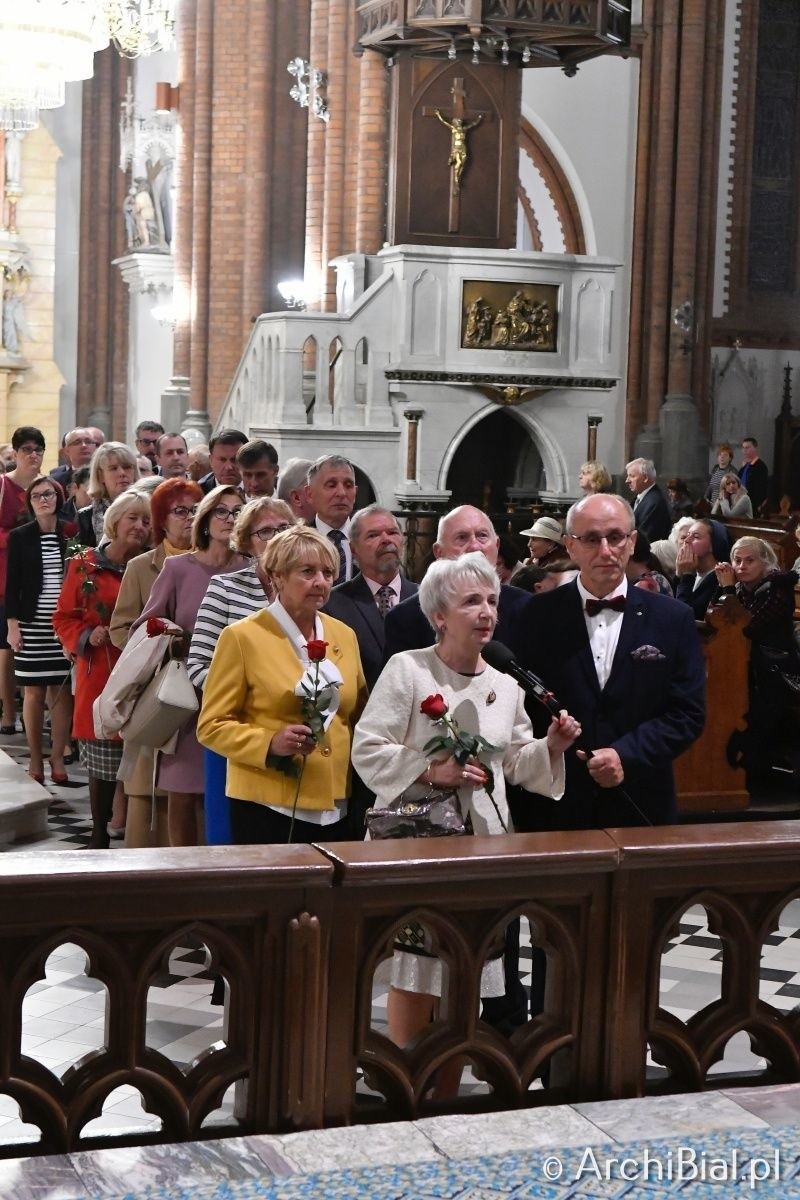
[425,763,434,786]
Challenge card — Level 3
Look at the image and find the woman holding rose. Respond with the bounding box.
[197,526,367,844]
[351,552,580,1064]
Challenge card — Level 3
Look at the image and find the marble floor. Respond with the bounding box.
[3,1087,800,1198]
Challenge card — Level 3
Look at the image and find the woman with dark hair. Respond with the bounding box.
[5,476,74,784]
[666,478,694,522]
[133,485,247,846]
[53,491,152,847]
[0,426,48,734]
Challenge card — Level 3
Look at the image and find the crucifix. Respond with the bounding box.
[423,78,490,233]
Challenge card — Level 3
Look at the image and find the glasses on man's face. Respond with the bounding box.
[567,530,632,549]
[169,505,199,519]
[138,438,159,449]
[252,523,291,542]
[67,438,95,448]
[31,490,56,503]
[212,505,243,523]
[18,445,44,457]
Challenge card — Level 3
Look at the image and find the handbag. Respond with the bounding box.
[365,787,472,840]
[122,645,198,748]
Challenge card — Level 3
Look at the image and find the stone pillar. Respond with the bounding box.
[404,408,423,483]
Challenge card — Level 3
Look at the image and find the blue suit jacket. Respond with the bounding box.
[384,582,535,661]
[323,574,418,690]
[517,581,705,829]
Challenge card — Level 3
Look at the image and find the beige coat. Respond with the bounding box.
[110,543,168,649]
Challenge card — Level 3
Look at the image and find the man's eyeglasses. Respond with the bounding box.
[169,505,199,518]
[566,530,633,549]
[212,506,243,522]
[252,523,291,542]
[66,438,95,448]
[30,490,57,502]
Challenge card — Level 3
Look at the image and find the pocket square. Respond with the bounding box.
[631,644,666,662]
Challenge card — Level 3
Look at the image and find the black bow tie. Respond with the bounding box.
[585,595,626,617]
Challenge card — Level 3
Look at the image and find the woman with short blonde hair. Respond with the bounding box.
[198,525,366,845]
[578,461,612,494]
[77,441,140,548]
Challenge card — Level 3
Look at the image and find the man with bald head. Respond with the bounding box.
[384,504,534,659]
[518,493,705,830]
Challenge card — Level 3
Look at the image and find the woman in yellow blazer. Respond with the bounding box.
[198,526,367,843]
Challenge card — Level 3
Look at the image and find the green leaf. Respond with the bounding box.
[422,735,453,755]
[454,746,469,766]
[482,763,496,797]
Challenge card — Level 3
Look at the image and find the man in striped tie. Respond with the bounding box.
[305,454,358,585]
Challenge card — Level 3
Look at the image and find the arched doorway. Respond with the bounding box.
[445,409,544,510]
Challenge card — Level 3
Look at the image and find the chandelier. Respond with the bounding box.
[0,0,176,132]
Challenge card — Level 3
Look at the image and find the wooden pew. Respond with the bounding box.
[675,594,750,814]
[717,514,798,569]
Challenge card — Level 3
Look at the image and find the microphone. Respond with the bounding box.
[481,643,653,827]
[481,641,562,718]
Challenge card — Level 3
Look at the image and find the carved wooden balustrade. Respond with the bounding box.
[2,824,800,1158]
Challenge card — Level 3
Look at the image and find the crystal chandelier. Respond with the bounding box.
[104,0,176,59]
[0,0,176,132]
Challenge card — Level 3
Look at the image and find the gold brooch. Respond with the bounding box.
[486,690,496,706]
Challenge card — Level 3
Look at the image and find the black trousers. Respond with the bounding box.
[229,797,352,845]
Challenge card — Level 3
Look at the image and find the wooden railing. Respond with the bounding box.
[2,825,800,1157]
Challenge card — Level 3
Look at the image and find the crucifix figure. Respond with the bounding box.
[424,78,489,233]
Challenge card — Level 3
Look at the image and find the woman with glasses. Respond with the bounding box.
[106,477,202,846]
[5,477,74,784]
[133,485,247,846]
[188,498,296,844]
[76,441,140,548]
[712,472,753,520]
[0,427,48,735]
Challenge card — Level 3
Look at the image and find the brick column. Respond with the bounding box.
[75,48,130,438]
[626,0,725,468]
[170,0,196,392]
[355,48,389,254]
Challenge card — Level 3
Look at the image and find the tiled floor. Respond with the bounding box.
[3,1088,800,1198]
[3,727,800,1161]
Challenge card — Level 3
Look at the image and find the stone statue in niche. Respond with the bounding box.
[126,176,162,250]
[1,266,33,356]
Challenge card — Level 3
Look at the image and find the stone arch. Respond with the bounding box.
[519,111,592,255]
[439,401,569,503]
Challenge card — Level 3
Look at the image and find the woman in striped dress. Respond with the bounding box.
[5,477,74,784]
[188,497,295,842]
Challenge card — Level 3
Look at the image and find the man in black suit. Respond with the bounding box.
[198,429,248,494]
[324,505,417,690]
[738,436,769,514]
[50,427,95,491]
[625,457,672,543]
[518,493,705,831]
[134,420,164,469]
[384,504,533,660]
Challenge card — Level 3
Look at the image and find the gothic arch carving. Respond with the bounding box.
[439,401,569,497]
[519,116,586,256]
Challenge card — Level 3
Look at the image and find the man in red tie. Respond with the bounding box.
[518,493,705,830]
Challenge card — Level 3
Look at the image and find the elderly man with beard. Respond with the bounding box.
[324,505,417,690]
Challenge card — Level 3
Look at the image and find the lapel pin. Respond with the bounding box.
[486,690,496,706]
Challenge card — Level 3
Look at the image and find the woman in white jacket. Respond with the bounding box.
[351,553,580,1081]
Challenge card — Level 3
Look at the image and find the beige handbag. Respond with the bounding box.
[122,645,198,748]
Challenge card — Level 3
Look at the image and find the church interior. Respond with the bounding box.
[3,1,800,1197]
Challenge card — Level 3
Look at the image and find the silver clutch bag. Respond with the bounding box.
[365,787,471,840]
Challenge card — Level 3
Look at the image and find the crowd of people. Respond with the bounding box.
[0,419,797,1069]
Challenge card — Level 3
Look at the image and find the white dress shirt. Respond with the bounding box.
[576,575,628,690]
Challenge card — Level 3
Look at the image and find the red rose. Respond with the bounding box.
[306,639,328,662]
[420,693,448,720]
[146,617,169,637]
